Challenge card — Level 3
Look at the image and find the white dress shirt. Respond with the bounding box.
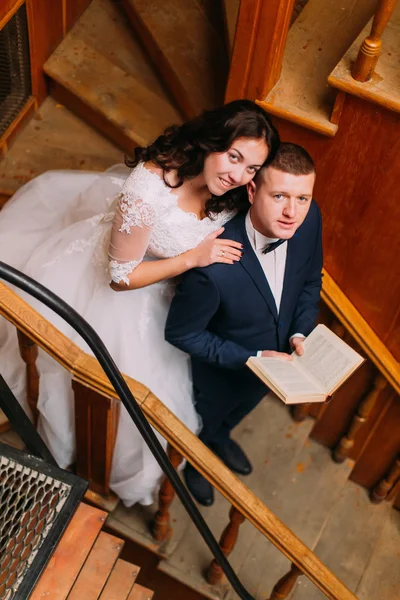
[245,211,305,355]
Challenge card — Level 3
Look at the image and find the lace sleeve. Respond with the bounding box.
[108,191,156,285]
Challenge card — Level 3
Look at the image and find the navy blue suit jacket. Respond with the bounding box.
[165,201,323,406]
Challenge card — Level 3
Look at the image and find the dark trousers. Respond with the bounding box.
[194,387,266,446]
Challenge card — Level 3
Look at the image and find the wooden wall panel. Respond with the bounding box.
[26,0,64,102]
[349,395,400,489]
[272,94,400,361]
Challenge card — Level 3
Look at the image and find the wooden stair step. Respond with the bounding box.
[31,504,108,600]
[71,0,168,99]
[128,583,154,599]
[67,530,124,599]
[0,97,122,197]
[99,559,140,600]
[290,480,392,599]
[44,33,181,153]
[259,0,378,136]
[120,0,229,118]
[356,508,400,600]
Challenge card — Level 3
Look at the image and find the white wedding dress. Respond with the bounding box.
[0,162,235,506]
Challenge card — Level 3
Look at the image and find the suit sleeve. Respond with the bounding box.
[289,204,323,337]
[165,269,257,369]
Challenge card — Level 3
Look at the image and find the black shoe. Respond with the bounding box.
[210,439,252,475]
[184,463,214,506]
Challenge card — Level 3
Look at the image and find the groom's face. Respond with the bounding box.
[247,167,315,239]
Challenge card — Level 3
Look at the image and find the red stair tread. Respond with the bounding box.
[31,504,107,600]
[67,531,124,599]
[128,583,154,599]
[99,559,140,600]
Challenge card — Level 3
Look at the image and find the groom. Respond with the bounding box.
[165,143,323,506]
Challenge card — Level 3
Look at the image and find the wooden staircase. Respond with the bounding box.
[31,502,154,600]
[43,0,182,152]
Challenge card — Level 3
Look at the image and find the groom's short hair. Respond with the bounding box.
[257,142,315,181]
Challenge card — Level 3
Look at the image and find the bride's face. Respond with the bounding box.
[202,137,269,196]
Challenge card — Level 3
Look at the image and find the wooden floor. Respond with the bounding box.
[1,395,399,599]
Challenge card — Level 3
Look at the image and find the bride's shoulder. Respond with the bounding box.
[120,161,167,203]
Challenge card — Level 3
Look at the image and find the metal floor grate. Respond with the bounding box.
[0,3,31,137]
[0,444,87,599]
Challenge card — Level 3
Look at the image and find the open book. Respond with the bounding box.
[246,324,365,404]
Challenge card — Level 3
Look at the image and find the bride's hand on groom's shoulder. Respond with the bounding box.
[188,227,243,268]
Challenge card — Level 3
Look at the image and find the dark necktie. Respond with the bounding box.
[262,239,286,254]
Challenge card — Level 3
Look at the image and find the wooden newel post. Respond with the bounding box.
[333,373,387,463]
[371,455,400,503]
[206,506,245,585]
[269,563,303,600]
[72,379,120,497]
[16,329,39,425]
[152,444,184,542]
[352,0,398,82]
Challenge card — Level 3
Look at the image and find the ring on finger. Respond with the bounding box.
[220,250,225,257]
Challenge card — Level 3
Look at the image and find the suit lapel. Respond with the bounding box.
[234,213,279,322]
[279,234,299,318]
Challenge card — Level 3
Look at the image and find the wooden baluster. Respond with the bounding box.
[206,506,245,585]
[269,563,303,600]
[292,320,346,423]
[16,329,39,425]
[292,403,311,423]
[333,373,387,463]
[371,455,400,503]
[352,0,398,82]
[152,445,184,542]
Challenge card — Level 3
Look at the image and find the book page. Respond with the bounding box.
[253,358,324,397]
[293,324,363,393]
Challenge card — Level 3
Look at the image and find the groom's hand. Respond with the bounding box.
[290,336,305,356]
[261,350,292,360]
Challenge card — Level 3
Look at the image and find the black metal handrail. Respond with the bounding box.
[0,261,255,600]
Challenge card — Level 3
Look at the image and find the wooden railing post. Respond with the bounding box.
[206,506,245,585]
[72,379,120,497]
[269,563,303,600]
[225,0,296,102]
[152,444,184,542]
[333,373,387,463]
[371,454,400,503]
[16,328,39,425]
[352,0,398,82]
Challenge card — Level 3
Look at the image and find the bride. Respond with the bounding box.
[0,99,279,506]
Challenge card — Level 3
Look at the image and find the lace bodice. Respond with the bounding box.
[108,163,236,284]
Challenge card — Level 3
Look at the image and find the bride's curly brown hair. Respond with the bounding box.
[125,100,280,216]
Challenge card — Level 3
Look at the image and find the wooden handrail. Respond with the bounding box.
[321,269,400,395]
[352,0,399,82]
[0,280,357,600]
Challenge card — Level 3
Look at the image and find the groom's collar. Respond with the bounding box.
[245,210,280,251]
